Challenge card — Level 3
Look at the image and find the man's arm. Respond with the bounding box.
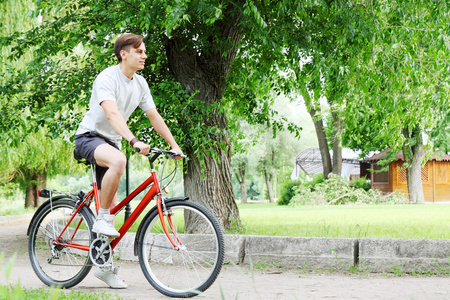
[145,108,183,156]
[101,100,150,155]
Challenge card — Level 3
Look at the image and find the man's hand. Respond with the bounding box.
[170,147,184,160]
[134,141,150,156]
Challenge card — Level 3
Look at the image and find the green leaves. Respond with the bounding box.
[2,0,447,182]
[243,1,267,28]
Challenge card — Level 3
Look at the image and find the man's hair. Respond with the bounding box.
[114,34,144,62]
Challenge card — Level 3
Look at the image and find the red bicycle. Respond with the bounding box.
[27,148,225,298]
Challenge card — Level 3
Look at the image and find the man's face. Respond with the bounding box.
[121,42,147,71]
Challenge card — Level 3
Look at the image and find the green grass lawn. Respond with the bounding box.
[3,195,449,239]
[0,198,35,216]
[227,202,450,239]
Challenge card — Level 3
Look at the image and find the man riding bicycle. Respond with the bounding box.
[74,33,183,289]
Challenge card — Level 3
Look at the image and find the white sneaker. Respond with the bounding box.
[92,215,120,237]
[94,266,127,289]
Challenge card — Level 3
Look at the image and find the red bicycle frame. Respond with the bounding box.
[53,151,181,253]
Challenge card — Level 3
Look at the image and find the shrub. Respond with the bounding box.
[289,174,408,206]
[308,173,325,188]
[277,179,303,205]
[349,176,371,191]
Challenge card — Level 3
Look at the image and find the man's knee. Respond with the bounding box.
[112,154,127,173]
[105,152,127,175]
[94,144,126,171]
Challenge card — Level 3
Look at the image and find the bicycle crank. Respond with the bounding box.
[89,236,113,267]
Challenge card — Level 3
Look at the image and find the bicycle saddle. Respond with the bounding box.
[73,149,90,165]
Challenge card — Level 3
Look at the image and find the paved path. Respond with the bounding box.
[0,221,449,299]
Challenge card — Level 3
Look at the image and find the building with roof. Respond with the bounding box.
[362,151,450,202]
[291,147,361,180]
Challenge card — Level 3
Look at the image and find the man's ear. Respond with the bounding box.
[120,50,127,60]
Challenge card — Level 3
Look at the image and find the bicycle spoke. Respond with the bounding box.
[138,201,224,297]
[29,199,94,288]
[142,242,177,251]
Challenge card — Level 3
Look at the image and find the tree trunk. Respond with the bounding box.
[240,178,247,204]
[402,127,425,203]
[24,170,47,208]
[406,154,424,203]
[309,108,332,178]
[36,171,47,206]
[235,162,247,204]
[298,79,332,179]
[166,7,244,230]
[184,147,239,231]
[264,169,275,202]
[331,111,342,176]
[25,184,36,208]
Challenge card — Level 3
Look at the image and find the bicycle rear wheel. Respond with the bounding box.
[137,200,224,298]
[28,198,95,288]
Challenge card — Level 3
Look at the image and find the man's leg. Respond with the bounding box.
[91,144,126,238]
[97,192,118,223]
[92,144,128,289]
[94,144,126,210]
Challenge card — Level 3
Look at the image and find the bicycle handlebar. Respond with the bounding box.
[135,147,186,159]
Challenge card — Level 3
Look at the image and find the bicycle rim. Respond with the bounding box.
[28,199,94,288]
[138,200,224,298]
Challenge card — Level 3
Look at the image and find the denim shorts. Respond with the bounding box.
[74,132,120,189]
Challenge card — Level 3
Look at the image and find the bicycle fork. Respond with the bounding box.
[158,196,184,251]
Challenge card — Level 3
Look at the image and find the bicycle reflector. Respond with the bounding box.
[163,185,170,194]
[38,189,51,198]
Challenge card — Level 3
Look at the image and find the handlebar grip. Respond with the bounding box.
[135,148,141,153]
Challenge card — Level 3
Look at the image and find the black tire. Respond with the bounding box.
[28,198,95,288]
[137,200,225,298]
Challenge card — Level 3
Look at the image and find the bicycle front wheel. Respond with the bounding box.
[137,200,224,298]
[28,198,95,288]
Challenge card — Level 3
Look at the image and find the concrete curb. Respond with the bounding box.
[114,233,450,273]
[359,238,450,273]
[225,235,358,270]
[3,215,449,273]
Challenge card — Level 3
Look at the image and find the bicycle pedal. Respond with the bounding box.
[99,235,115,241]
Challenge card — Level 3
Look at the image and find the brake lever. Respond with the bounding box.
[168,152,186,159]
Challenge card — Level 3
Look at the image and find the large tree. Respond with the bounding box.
[243,0,449,203]
[0,124,79,207]
[231,96,304,203]
[0,0,81,207]
[231,1,371,179]
[163,1,247,228]
[342,0,450,202]
[0,0,301,228]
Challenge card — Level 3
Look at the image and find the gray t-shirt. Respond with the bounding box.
[76,65,156,148]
